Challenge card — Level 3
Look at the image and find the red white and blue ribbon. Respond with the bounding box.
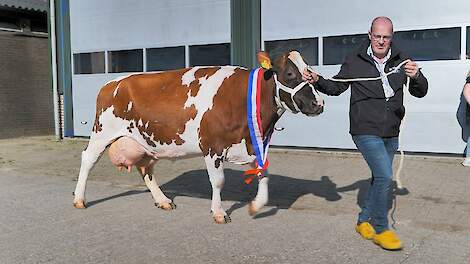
[245,68,271,183]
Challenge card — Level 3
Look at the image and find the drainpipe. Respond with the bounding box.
[49,0,61,140]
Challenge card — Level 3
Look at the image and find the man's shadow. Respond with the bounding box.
[336,178,410,214]
[159,169,343,218]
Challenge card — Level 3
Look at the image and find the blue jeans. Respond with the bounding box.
[352,135,399,234]
[466,136,470,157]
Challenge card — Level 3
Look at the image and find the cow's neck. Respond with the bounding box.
[259,76,282,138]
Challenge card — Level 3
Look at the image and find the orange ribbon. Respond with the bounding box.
[243,160,269,184]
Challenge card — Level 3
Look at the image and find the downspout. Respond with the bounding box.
[49,0,61,140]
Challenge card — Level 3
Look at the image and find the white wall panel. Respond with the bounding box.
[264,0,470,153]
[69,0,470,153]
[70,0,230,136]
[70,0,230,51]
[262,0,470,40]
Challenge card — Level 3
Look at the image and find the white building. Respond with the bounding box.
[67,0,470,154]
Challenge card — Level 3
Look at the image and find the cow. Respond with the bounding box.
[73,50,324,224]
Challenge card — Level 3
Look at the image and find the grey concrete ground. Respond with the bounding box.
[0,136,469,263]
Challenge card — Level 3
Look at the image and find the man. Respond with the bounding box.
[462,71,470,166]
[303,17,428,250]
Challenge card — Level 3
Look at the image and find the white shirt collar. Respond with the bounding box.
[367,45,391,64]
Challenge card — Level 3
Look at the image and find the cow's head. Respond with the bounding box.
[259,51,324,116]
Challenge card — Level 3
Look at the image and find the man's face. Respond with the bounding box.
[368,20,393,59]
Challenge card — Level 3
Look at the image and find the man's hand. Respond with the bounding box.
[302,68,320,84]
[404,60,420,79]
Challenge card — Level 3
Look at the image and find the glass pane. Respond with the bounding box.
[147,46,185,71]
[394,27,460,61]
[189,43,231,66]
[73,52,105,74]
[0,16,19,30]
[31,16,48,33]
[265,38,318,66]
[108,49,143,73]
[323,34,368,65]
[466,26,470,60]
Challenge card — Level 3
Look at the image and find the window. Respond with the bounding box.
[0,16,19,30]
[146,46,185,71]
[73,52,105,74]
[265,38,318,66]
[323,34,368,65]
[189,43,230,66]
[467,26,470,60]
[108,49,143,73]
[393,27,460,61]
[31,15,48,33]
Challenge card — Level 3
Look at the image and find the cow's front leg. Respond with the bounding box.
[248,162,269,216]
[204,155,230,224]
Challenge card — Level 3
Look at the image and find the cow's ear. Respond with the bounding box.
[257,51,272,70]
[263,69,273,80]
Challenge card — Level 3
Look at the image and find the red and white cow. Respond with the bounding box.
[73,51,324,223]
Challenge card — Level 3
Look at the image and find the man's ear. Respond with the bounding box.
[257,51,272,70]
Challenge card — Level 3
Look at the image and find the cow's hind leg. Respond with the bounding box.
[73,134,114,208]
[138,158,176,211]
[204,155,231,224]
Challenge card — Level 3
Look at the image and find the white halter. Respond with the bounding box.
[273,51,324,114]
[274,76,308,113]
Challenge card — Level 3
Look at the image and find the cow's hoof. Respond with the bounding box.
[213,215,231,224]
[248,202,257,216]
[73,199,87,209]
[155,202,176,211]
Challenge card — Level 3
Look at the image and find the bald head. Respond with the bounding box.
[370,16,394,32]
[368,17,394,59]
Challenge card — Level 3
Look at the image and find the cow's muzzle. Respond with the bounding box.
[273,75,324,114]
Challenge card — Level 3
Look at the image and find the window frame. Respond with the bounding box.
[72,51,106,75]
[189,43,231,67]
[107,48,144,73]
[146,46,186,72]
[466,26,470,60]
[264,37,319,66]
[392,27,461,61]
[322,33,369,65]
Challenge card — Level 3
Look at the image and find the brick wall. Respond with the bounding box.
[0,31,54,139]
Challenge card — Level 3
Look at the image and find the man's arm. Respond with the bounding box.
[303,61,350,96]
[404,60,428,98]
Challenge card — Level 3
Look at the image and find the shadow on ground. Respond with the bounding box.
[87,169,341,211]
[87,169,410,219]
[161,169,342,209]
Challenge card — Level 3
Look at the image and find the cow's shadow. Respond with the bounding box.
[86,169,343,218]
[86,169,410,221]
[159,168,342,218]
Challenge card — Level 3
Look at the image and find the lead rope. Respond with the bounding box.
[390,75,410,230]
[313,59,411,83]
[394,76,410,191]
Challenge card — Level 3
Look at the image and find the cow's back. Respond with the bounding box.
[91,66,248,159]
